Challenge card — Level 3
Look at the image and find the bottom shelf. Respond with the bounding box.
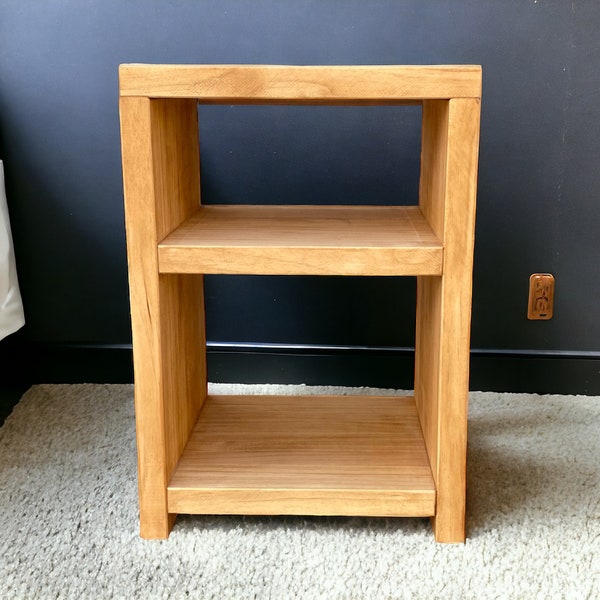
[167,394,436,517]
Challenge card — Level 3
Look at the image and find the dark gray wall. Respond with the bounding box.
[1,1,599,390]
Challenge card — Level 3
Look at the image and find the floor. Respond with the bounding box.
[0,384,30,427]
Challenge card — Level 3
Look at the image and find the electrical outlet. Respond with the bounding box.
[528,273,555,320]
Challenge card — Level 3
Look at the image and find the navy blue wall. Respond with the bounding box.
[1,1,599,392]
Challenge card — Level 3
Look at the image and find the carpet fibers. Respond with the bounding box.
[1,383,599,599]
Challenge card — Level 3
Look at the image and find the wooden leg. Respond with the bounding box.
[130,273,206,539]
[415,98,480,543]
[120,96,206,538]
[415,275,469,543]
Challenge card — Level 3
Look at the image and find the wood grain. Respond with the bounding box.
[168,395,435,516]
[119,64,482,542]
[119,97,207,538]
[158,205,443,276]
[414,100,450,509]
[414,98,480,542]
[119,64,482,103]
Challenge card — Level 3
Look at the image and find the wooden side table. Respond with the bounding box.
[119,64,481,542]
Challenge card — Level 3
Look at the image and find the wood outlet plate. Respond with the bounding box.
[528,273,555,320]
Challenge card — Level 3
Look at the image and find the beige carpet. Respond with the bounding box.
[1,383,599,599]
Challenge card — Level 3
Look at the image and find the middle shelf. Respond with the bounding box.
[158,205,443,276]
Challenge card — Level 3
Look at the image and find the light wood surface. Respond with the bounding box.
[414,100,449,515]
[119,64,482,103]
[414,98,480,542]
[118,64,482,542]
[158,205,443,276]
[119,97,207,539]
[168,395,435,516]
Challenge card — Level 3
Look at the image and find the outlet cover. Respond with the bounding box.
[528,273,555,320]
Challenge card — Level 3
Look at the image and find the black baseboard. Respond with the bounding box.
[0,383,30,426]
[208,344,417,390]
[2,339,599,395]
[469,350,600,395]
[0,339,134,385]
[209,345,600,396]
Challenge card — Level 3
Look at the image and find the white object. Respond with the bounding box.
[0,160,25,340]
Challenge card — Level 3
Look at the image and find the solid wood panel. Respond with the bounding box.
[120,96,168,538]
[168,395,435,516]
[414,100,449,497]
[168,489,434,517]
[149,100,206,484]
[418,100,449,239]
[119,97,206,539]
[119,64,482,103]
[415,98,481,542]
[158,205,443,276]
[414,276,442,483]
[151,99,202,239]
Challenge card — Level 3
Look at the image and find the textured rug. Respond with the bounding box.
[1,383,599,599]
